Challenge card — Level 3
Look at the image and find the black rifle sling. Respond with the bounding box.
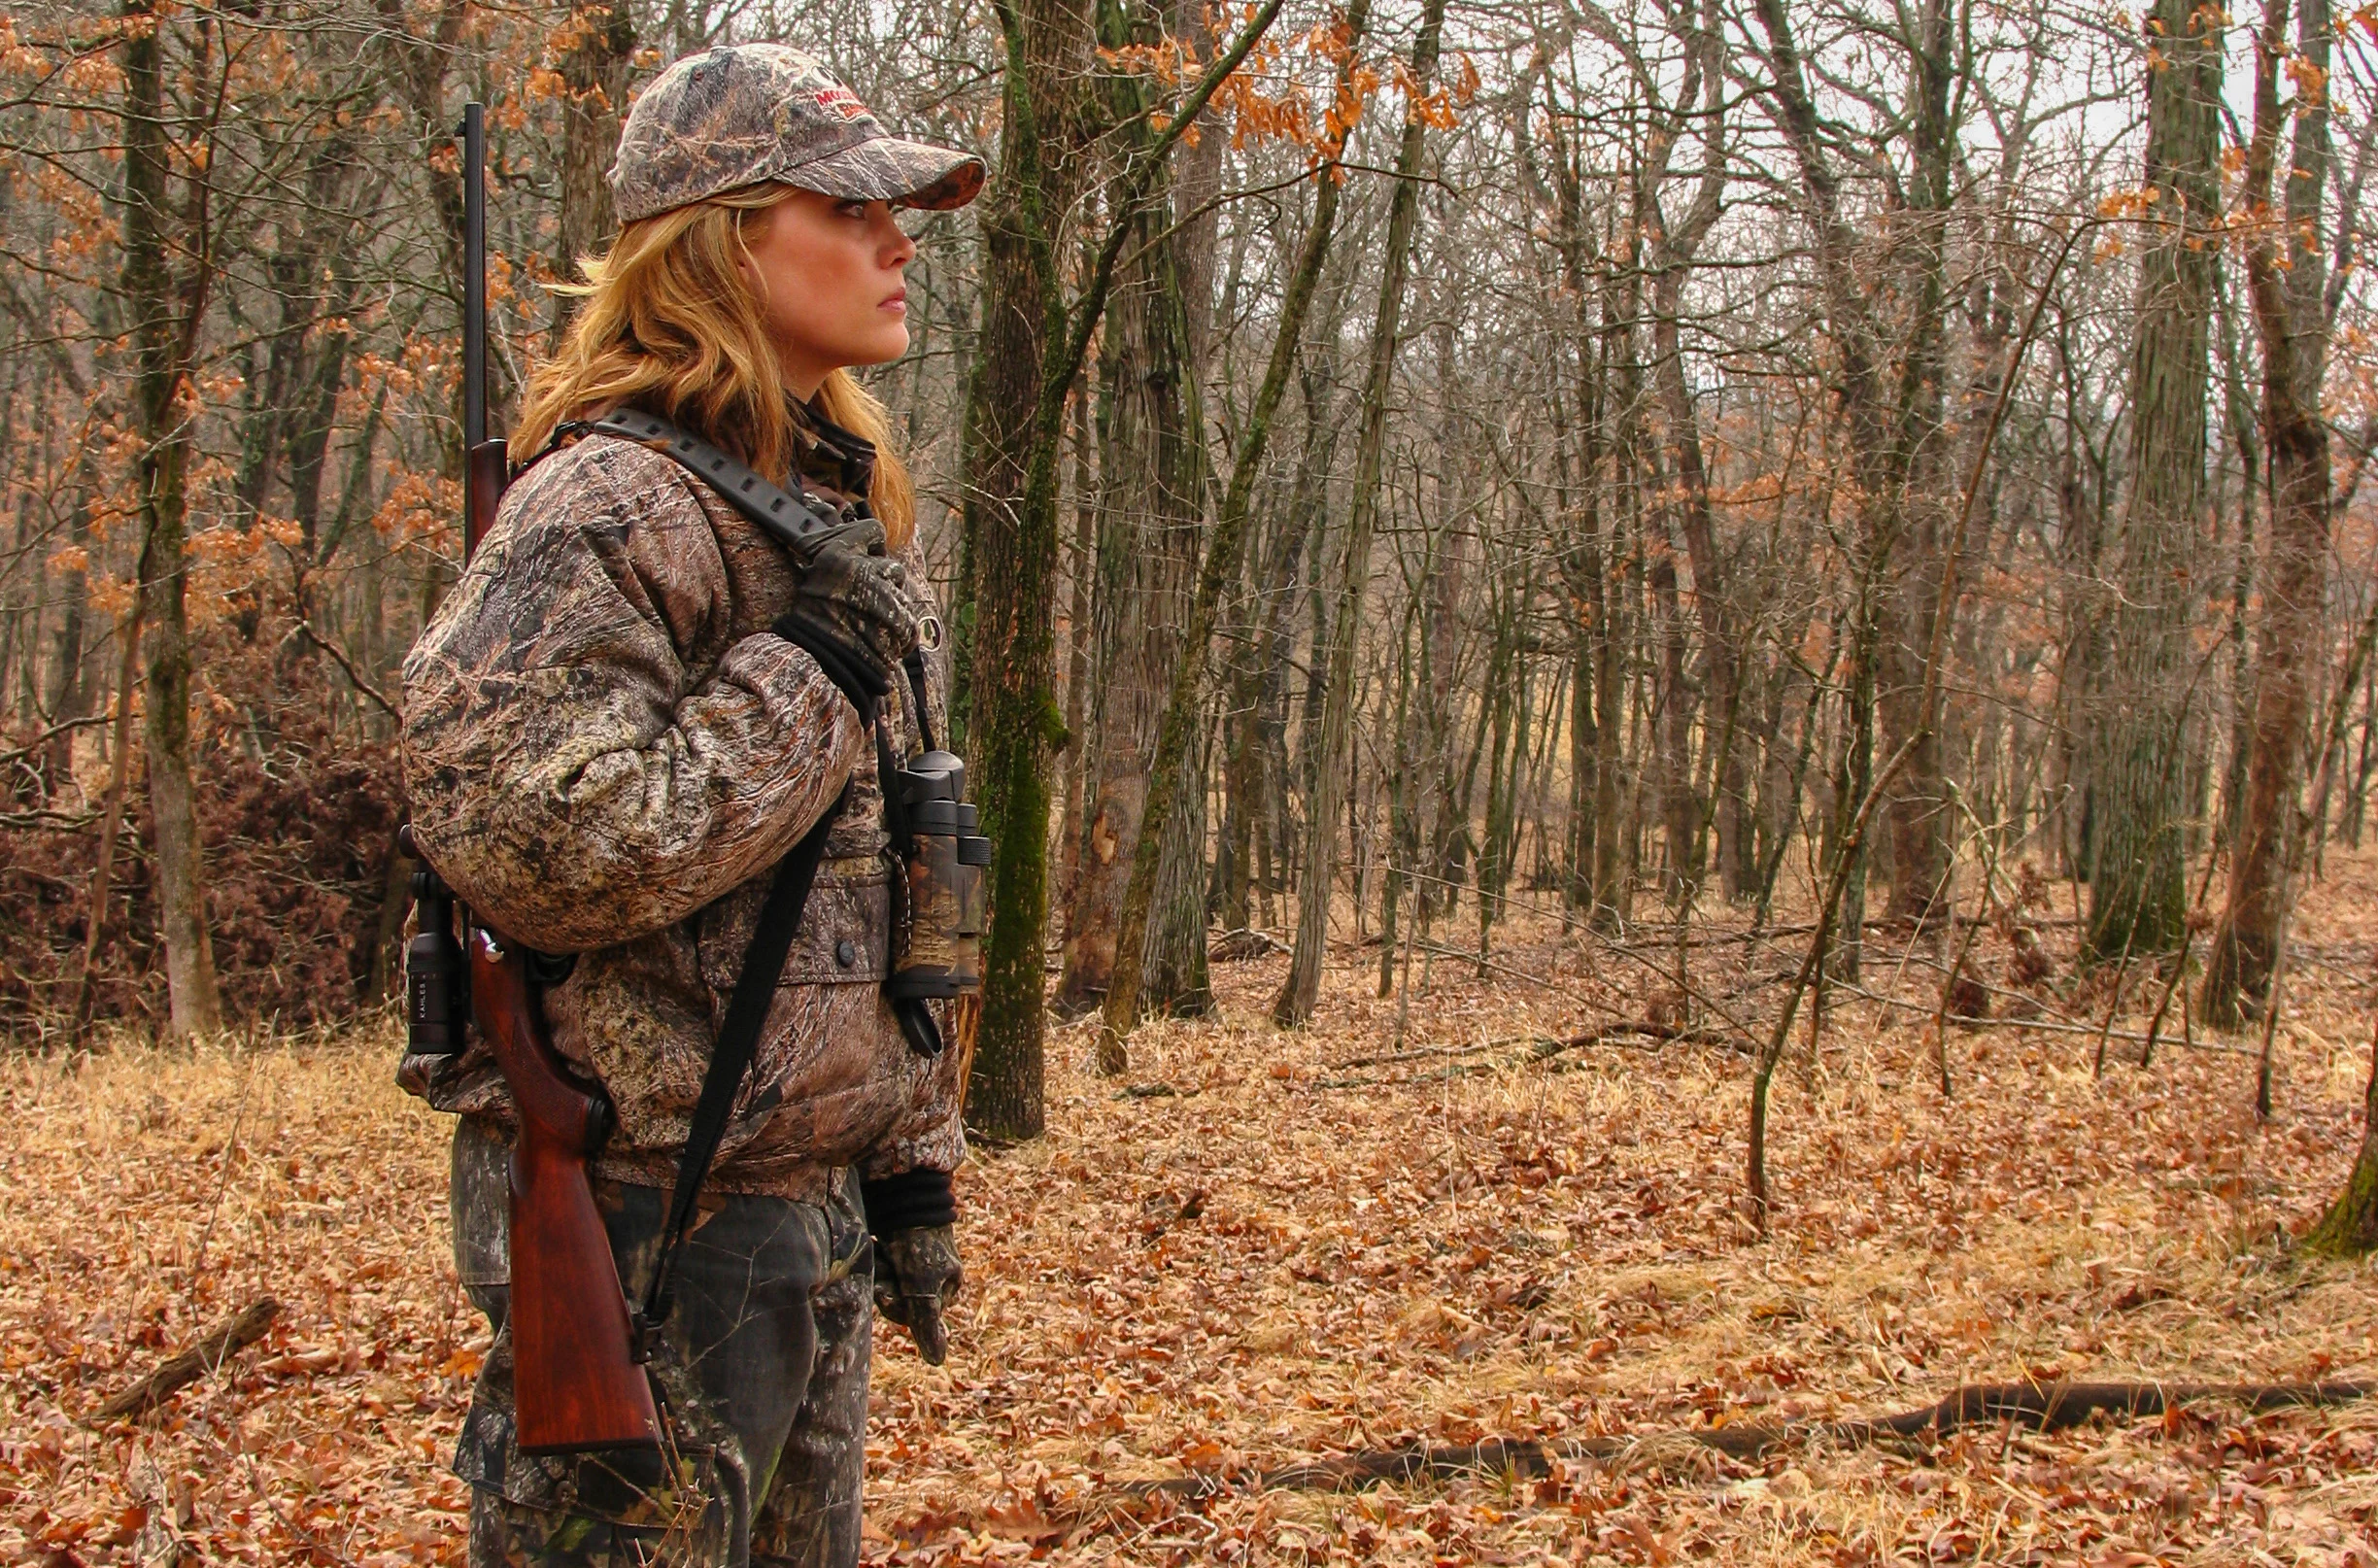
[579,412,878,1344]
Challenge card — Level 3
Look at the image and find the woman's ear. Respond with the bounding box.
[731,203,771,303]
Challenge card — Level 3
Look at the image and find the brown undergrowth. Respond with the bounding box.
[8,855,2378,1565]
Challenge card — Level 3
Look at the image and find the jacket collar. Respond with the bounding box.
[790,396,877,504]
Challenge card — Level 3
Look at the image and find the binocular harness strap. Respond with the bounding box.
[575,410,869,559]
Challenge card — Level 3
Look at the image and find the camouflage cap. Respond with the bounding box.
[610,44,984,224]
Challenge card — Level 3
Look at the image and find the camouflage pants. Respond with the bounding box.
[448,1118,873,1568]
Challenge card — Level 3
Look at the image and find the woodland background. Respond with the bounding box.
[12,0,2378,1559]
[6,0,2378,1195]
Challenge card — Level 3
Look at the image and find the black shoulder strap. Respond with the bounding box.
[580,410,875,563]
[636,789,845,1348]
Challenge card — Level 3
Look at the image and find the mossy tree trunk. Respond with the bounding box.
[960,0,1086,1140]
[963,0,1285,1134]
[2306,1023,2378,1256]
[122,0,224,1040]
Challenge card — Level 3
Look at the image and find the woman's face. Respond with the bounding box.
[737,187,916,399]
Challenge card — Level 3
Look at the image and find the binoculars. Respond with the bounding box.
[886,750,991,1001]
[400,824,469,1058]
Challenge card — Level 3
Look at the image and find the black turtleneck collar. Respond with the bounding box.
[790,395,877,504]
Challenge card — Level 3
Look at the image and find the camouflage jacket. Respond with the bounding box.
[398,406,963,1204]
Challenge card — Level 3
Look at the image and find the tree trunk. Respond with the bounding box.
[1537,175,1602,929]
[1876,0,1957,930]
[2086,0,2221,962]
[2205,0,2332,1026]
[1424,494,1473,913]
[1264,322,1346,930]
[1054,379,1099,937]
[1562,623,1592,925]
[1097,0,1370,1039]
[551,0,634,343]
[75,598,147,1040]
[965,0,1282,1116]
[2306,1018,2378,1255]
[1215,489,1309,933]
[1271,0,1445,1027]
[1641,6,1737,897]
[1546,159,1638,937]
[1652,308,1744,900]
[1056,18,1209,1016]
[121,0,223,1039]
[43,466,94,788]
[1476,585,1524,966]
[1649,542,1697,901]
[1377,608,1416,997]
[960,0,1087,1138]
[1830,596,1879,982]
[1749,0,1956,937]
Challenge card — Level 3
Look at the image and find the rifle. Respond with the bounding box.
[403,103,660,1456]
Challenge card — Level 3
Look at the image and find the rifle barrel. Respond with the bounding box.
[460,102,487,455]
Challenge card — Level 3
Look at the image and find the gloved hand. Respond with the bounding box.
[771,518,918,713]
[872,1224,963,1366]
[862,1168,961,1364]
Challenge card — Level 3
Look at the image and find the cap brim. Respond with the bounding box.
[781,137,985,211]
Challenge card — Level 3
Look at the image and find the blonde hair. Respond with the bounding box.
[513,185,916,550]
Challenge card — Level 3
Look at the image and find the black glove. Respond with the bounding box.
[863,1170,961,1365]
[772,519,919,714]
[873,1226,962,1365]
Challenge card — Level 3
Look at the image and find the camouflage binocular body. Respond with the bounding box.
[886,749,991,1002]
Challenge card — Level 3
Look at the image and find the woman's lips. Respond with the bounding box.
[881,290,907,314]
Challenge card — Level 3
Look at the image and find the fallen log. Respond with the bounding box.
[1209,927,1289,961]
[1135,1380,2372,1498]
[90,1297,281,1421]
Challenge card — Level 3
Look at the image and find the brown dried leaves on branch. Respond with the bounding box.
[10,857,2378,1564]
[0,611,405,1040]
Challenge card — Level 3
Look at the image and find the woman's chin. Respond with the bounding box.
[850,324,911,368]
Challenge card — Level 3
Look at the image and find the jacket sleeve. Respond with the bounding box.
[856,1002,968,1181]
[399,438,866,954]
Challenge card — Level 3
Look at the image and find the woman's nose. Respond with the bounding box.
[878,209,916,267]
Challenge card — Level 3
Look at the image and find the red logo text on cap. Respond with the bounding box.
[811,85,870,122]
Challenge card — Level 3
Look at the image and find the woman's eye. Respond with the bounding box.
[837,201,869,220]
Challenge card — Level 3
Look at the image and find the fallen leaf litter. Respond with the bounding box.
[7,857,2378,1564]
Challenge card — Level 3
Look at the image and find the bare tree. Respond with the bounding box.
[2205,0,2336,1024]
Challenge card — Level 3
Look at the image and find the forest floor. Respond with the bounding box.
[7,853,2378,1566]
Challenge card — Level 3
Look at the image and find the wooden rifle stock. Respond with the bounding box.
[468,925,661,1454]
